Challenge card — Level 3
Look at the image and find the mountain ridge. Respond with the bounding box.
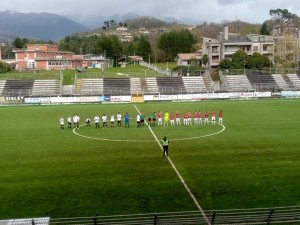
[0,10,89,42]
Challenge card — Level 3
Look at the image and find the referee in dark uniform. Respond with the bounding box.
[162,136,169,156]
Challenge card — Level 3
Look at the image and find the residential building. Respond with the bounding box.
[117,27,128,31]
[247,34,274,62]
[202,26,274,68]
[175,52,202,66]
[82,54,111,69]
[14,44,75,71]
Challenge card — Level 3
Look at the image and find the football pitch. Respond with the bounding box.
[1,99,300,219]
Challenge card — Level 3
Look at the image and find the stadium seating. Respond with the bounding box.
[144,78,159,94]
[246,74,278,91]
[2,80,34,97]
[31,79,61,96]
[130,78,142,92]
[103,78,131,96]
[0,80,6,95]
[74,78,103,95]
[272,74,289,90]
[286,74,300,89]
[156,77,186,94]
[182,76,208,93]
[225,75,252,91]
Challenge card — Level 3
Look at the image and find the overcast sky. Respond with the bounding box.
[0,0,299,26]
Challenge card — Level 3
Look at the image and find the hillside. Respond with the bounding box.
[0,11,89,41]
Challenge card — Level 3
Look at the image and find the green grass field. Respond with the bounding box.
[1,99,300,220]
[0,64,167,85]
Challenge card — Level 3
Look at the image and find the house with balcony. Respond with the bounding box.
[201,26,274,68]
[13,44,75,71]
[247,34,274,61]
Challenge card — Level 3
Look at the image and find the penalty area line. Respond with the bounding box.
[133,105,211,225]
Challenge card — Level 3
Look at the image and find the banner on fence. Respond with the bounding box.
[0,217,50,225]
[100,95,110,102]
[107,96,131,102]
[20,91,292,104]
[253,92,272,97]
[25,98,41,104]
[281,91,300,97]
[239,92,254,98]
[153,94,178,101]
[144,95,154,101]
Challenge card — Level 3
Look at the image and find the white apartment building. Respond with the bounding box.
[202,26,274,68]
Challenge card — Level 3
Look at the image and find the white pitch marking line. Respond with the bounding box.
[134,105,211,225]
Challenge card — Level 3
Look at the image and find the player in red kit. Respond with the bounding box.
[198,111,202,125]
[211,110,216,125]
[170,112,175,126]
[183,112,188,126]
[157,111,163,126]
[204,111,209,125]
[175,111,181,126]
[193,111,199,125]
[218,110,223,124]
[187,111,192,126]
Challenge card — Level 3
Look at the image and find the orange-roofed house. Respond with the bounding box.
[13,44,76,71]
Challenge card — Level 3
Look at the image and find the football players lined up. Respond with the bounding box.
[60,110,223,129]
[59,117,64,129]
[73,114,80,129]
[86,118,91,128]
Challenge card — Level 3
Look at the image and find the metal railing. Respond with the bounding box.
[3,206,299,225]
[220,68,300,76]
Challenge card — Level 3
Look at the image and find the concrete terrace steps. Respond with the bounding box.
[31,79,61,96]
[75,78,103,95]
[182,76,208,93]
[144,77,159,94]
[225,75,252,91]
[130,78,142,92]
[156,77,186,94]
[3,80,34,97]
[103,78,131,95]
[271,74,289,90]
[287,74,300,89]
[0,80,6,95]
[246,74,279,91]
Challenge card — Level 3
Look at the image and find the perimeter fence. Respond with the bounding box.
[3,205,300,225]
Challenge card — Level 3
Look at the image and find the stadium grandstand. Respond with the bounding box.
[1,69,300,98]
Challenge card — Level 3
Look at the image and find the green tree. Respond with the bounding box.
[12,38,29,48]
[157,29,197,62]
[247,53,271,69]
[136,36,152,62]
[260,22,270,35]
[218,58,232,69]
[269,8,297,35]
[231,50,248,69]
[0,61,12,73]
[202,54,209,68]
[110,19,116,26]
[104,20,110,28]
[124,42,137,57]
[97,35,123,66]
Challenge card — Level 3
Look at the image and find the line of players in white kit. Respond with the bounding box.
[59,110,223,129]
[59,112,129,129]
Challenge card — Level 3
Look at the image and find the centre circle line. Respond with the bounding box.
[72,121,225,142]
